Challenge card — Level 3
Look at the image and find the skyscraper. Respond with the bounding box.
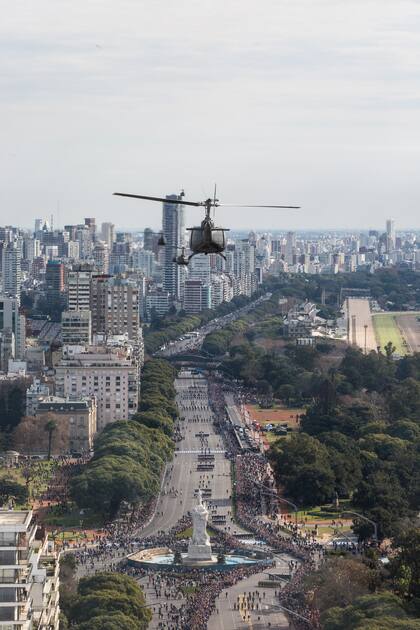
[386,219,395,252]
[162,192,185,300]
[285,231,296,265]
[2,240,21,298]
[101,222,115,249]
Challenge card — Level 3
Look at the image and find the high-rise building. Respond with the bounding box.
[189,254,211,285]
[84,217,96,242]
[143,227,154,252]
[386,219,395,252]
[162,192,185,300]
[183,279,211,314]
[2,240,21,298]
[145,289,170,320]
[61,310,92,345]
[91,277,141,343]
[0,295,26,363]
[0,509,60,630]
[45,260,65,303]
[101,222,115,249]
[92,241,109,274]
[132,249,155,277]
[67,266,93,311]
[285,231,296,265]
[55,344,139,430]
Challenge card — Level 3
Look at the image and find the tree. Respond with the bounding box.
[384,341,396,359]
[278,384,295,406]
[322,592,418,630]
[306,556,375,614]
[269,433,335,505]
[392,527,420,599]
[67,573,151,630]
[44,419,57,460]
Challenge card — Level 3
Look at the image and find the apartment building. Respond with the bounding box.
[0,510,60,630]
[55,345,139,430]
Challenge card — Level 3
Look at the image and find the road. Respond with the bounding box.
[396,313,420,354]
[207,555,294,630]
[345,298,377,351]
[156,293,272,358]
[139,371,296,630]
[140,371,243,537]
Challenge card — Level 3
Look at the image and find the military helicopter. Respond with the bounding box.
[113,187,300,264]
[172,246,189,266]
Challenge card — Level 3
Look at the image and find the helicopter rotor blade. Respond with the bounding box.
[113,192,202,207]
[218,204,300,209]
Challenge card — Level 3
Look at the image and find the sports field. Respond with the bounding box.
[372,314,409,355]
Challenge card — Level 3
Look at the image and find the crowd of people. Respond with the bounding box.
[51,373,325,629]
[235,453,324,629]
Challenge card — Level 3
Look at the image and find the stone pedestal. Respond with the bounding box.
[186,541,213,561]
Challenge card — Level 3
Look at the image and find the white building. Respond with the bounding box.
[189,254,211,285]
[183,280,211,314]
[132,249,155,278]
[2,241,21,298]
[55,344,139,430]
[67,268,93,311]
[26,379,51,416]
[0,510,60,630]
[162,193,185,300]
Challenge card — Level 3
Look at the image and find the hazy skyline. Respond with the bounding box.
[2,0,420,230]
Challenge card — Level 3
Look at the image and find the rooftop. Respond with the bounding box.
[0,510,32,530]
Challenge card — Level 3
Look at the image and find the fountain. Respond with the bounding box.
[127,491,269,572]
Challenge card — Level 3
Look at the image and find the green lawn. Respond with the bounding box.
[373,314,408,355]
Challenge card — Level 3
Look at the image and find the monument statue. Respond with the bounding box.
[186,489,213,561]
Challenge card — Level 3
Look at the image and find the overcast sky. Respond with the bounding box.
[1,0,420,231]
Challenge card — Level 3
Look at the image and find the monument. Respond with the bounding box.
[186,489,213,562]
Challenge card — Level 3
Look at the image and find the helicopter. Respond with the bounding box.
[172,246,189,266]
[113,187,300,265]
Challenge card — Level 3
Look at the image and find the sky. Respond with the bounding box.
[1,0,420,231]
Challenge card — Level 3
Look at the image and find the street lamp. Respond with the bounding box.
[341,510,378,543]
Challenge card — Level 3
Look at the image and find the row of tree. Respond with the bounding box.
[71,359,176,518]
[144,294,253,354]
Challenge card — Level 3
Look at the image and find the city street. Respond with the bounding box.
[140,371,243,537]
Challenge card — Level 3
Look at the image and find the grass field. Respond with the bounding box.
[245,404,304,429]
[373,314,408,355]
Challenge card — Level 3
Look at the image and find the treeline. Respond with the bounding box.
[61,572,151,630]
[265,267,420,311]
[202,296,281,356]
[144,294,253,354]
[269,350,420,540]
[71,358,176,517]
[221,341,328,404]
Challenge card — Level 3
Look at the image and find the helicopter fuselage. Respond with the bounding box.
[188,217,228,256]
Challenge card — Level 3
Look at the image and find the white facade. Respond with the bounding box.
[55,345,139,430]
[2,241,21,298]
[67,270,92,311]
[0,510,60,630]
